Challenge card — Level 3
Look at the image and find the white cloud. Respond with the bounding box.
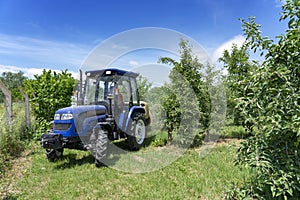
[129,60,139,66]
[211,35,246,62]
[0,64,78,79]
[0,33,91,67]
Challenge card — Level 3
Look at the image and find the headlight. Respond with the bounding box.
[61,113,73,120]
[54,114,60,120]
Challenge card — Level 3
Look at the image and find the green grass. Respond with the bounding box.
[2,140,251,200]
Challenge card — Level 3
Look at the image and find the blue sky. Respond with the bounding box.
[0,0,287,78]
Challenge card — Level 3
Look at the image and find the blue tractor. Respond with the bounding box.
[40,68,151,167]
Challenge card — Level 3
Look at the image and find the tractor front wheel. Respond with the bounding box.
[45,148,63,161]
[95,129,108,167]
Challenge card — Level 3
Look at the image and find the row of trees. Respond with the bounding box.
[221,0,300,199]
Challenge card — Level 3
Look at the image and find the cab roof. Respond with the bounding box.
[85,68,139,78]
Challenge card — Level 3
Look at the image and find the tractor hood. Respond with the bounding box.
[55,105,107,120]
[53,105,107,137]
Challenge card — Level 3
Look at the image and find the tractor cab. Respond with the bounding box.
[84,69,140,118]
[83,69,147,134]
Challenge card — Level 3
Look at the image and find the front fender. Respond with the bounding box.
[79,115,106,136]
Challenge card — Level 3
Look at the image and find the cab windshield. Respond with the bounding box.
[84,77,115,105]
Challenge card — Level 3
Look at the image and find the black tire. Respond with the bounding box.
[89,129,98,154]
[46,148,63,161]
[95,129,108,167]
[127,115,147,150]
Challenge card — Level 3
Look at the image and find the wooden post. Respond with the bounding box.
[18,86,30,130]
[0,80,12,133]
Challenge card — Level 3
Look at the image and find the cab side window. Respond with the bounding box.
[130,77,139,105]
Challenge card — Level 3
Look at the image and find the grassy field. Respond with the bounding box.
[1,140,251,200]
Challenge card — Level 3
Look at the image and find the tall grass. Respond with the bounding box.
[0,103,27,176]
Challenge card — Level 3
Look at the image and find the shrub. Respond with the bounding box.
[24,70,75,122]
[148,131,168,147]
[28,118,52,141]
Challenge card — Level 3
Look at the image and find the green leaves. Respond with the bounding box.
[280,0,300,29]
[24,69,75,122]
[136,75,152,101]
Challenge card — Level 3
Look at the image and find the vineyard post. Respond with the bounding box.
[18,86,30,130]
[0,80,12,133]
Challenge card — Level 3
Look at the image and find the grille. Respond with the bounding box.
[54,123,72,131]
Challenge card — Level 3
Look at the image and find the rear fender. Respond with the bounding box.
[124,106,145,133]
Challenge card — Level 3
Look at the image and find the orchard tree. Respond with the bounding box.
[204,62,226,139]
[24,69,75,122]
[159,39,210,144]
[219,44,258,126]
[225,0,300,199]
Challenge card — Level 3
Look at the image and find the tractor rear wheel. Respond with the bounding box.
[127,116,147,150]
[95,129,108,167]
